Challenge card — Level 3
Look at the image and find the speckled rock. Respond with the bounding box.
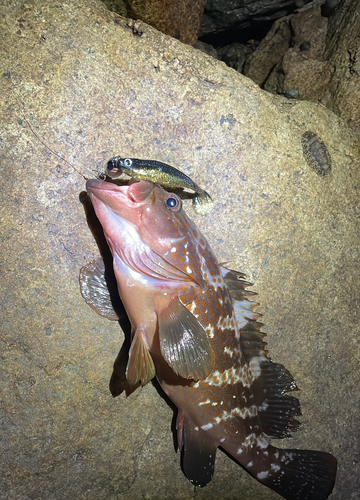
[1,1,359,500]
[127,0,207,45]
[320,0,360,127]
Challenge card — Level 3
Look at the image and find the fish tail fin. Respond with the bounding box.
[257,447,337,500]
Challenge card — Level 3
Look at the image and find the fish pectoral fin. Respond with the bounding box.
[177,412,217,487]
[158,299,214,381]
[79,257,121,320]
[126,328,156,386]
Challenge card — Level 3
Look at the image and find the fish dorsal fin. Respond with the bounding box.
[158,299,214,381]
[222,266,301,438]
[79,257,120,320]
[126,328,156,386]
[176,412,217,487]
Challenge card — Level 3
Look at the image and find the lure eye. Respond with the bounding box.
[166,195,181,211]
[107,159,117,171]
[123,158,132,167]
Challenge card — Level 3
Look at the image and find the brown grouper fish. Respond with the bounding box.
[82,178,337,500]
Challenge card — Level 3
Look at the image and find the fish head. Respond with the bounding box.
[86,179,206,285]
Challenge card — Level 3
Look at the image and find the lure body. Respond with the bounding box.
[106,157,214,215]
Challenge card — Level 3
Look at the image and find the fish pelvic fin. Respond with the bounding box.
[126,328,156,386]
[256,448,337,500]
[177,412,217,487]
[158,299,214,380]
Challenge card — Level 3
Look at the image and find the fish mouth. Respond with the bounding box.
[86,179,153,206]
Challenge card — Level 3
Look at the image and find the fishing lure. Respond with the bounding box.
[106,156,214,215]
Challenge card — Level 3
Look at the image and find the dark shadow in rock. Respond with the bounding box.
[152,378,179,452]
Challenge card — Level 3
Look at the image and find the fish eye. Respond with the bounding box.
[166,195,181,211]
[124,158,132,167]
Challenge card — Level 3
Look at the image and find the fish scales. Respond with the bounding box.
[82,179,337,500]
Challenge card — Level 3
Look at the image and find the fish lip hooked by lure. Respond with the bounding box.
[86,178,148,207]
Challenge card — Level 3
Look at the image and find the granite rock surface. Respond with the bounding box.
[1,0,359,499]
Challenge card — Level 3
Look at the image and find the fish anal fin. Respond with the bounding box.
[158,299,214,380]
[126,328,156,386]
[79,257,121,320]
[259,448,337,500]
[177,413,217,487]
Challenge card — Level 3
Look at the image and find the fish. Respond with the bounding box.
[106,156,214,215]
[80,178,337,500]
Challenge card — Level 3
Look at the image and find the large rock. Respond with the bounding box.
[1,0,359,499]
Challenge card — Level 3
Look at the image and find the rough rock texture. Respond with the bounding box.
[103,0,207,45]
[1,1,359,499]
[320,0,360,127]
[243,15,292,86]
[246,6,335,100]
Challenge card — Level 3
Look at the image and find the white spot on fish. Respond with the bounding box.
[223,346,234,357]
[171,247,177,253]
[199,398,211,406]
[271,464,281,473]
[194,426,199,431]
[257,471,269,480]
[220,437,225,443]
[257,435,269,449]
[239,433,258,451]
[247,461,254,468]
[237,448,243,455]
[206,366,253,388]
[206,325,215,339]
[214,406,258,424]
[188,302,197,314]
[274,451,279,459]
[186,265,192,274]
[201,423,213,431]
[249,355,268,380]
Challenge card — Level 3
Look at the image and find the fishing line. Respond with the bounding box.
[10,78,100,181]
